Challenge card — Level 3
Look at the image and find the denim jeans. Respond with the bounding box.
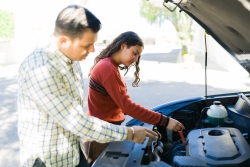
[32,148,89,167]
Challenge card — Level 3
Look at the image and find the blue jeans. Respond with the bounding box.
[32,148,89,167]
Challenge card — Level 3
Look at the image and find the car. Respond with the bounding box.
[92,0,250,166]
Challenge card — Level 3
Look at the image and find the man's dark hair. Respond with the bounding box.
[54,5,101,39]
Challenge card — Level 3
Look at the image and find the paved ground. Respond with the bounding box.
[1,45,250,167]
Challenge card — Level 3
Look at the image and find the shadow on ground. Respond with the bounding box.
[141,49,181,63]
[141,48,227,72]
[0,77,19,167]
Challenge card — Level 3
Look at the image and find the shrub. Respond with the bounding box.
[0,10,15,42]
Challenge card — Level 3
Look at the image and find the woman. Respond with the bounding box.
[85,31,184,165]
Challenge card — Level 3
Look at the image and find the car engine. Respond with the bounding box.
[177,128,250,166]
[141,94,250,167]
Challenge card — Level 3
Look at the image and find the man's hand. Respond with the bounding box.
[126,126,158,144]
[167,118,185,132]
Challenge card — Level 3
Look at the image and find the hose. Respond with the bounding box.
[197,107,209,128]
[160,139,186,164]
[153,140,164,162]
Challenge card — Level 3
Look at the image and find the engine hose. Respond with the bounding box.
[160,139,182,157]
[197,107,209,128]
[160,139,186,164]
[168,144,185,162]
[153,149,161,162]
[153,140,164,162]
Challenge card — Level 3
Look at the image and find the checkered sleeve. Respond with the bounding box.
[23,65,127,143]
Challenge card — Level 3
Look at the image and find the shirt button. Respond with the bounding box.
[69,69,73,73]
[67,60,73,65]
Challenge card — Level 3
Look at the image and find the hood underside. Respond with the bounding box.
[173,0,250,73]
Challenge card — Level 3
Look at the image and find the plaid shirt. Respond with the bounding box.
[17,41,127,167]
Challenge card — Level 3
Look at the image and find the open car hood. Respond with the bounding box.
[169,0,250,73]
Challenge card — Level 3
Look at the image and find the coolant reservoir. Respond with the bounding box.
[207,101,228,126]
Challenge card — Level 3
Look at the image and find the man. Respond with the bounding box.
[18,5,183,167]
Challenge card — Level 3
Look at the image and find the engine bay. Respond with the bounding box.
[93,93,250,167]
[140,93,250,167]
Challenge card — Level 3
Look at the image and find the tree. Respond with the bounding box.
[0,9,15,42]
[140,0,193,56]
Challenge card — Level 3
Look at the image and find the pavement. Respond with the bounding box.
[1,45,250,167]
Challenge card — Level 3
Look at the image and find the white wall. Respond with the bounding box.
[0,42,18,65]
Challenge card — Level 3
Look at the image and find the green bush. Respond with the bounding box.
[0,10,15,42]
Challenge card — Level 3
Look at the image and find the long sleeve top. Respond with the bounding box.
[17,42,127,167]
[87,57,168,126]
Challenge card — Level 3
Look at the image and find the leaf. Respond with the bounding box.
[140,0,193,41]
[0,10,15,42]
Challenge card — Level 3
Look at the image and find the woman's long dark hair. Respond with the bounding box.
[89,31,144,87]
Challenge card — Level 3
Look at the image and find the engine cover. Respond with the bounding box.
[184,128,250,167]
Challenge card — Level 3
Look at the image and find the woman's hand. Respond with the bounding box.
[126,126,158,144]
[166,118,185,132]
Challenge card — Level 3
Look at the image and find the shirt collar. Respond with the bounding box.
[108,57,119,67]
[49,38,74,65]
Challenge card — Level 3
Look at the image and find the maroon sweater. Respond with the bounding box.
[87,57,168,126]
